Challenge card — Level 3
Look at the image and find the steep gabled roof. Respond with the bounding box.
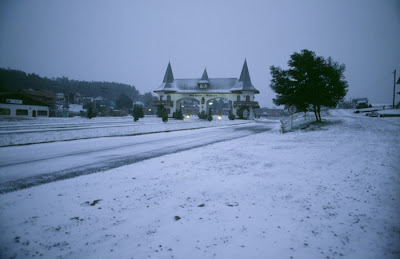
[155,60,259,94]
[232,59,259,93]
[157,62,177,92]
[239,59,251,83]
[163,62,174,83]
[199,68,210,84]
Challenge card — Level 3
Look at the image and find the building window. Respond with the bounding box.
[38,110,48,116]
[16,109,28,116]
[237,95,240,101]
[167,95,171,101]
[0,108,10,115]
[246,95,250,102]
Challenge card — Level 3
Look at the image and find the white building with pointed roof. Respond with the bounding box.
[154,60,260,119]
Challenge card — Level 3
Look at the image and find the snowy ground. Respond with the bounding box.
[0,116,248,146]
[0,110,399,258]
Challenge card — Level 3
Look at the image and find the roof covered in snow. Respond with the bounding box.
[155,61,259,94]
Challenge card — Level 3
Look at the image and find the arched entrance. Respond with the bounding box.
[176,98,200,115]
[206,98,233,115]
[153,60,260,119]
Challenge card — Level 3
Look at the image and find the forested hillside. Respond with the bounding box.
[0,68,140,101]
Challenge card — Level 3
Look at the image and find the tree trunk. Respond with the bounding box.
[317,105,321,122]
[313,105,318,121]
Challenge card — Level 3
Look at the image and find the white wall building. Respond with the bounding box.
[154,60,260,119]
[0,103,49,117]
[0,96,49,117]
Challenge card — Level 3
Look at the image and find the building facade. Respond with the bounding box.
[154,60,260,119]
[0,92,50,117]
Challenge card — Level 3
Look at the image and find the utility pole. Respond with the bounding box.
[393,69,396,108]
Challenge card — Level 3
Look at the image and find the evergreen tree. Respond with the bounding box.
[270,49,348,121]
[138,107,144,118]
[228,109,235,120]
[156,105,165,117]
[132,104,140,122]
[236,106,249,119]
[87,105,95,119]
[0,68,140,102]
[174,107,184,120]
[116,94,133,110]
[207,108,213,121]
[197,110,207,119]
[162,109,168,123]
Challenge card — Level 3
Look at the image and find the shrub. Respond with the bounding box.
[228,109,235,120]
[207,109,213,121]
[87,106,96,119]
[132,104,144,122]
[173,109,184,120]
[197,110,207,119]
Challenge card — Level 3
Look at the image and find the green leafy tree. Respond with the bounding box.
[269,49,348,122]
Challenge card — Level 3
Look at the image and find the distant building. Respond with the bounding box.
[254,108,286,118]
[56,93,65,104]
[153,60,260,119]
[21,89,56,114]
[337,100,354,109]
[352,98,369,109]
[0,92,50,117]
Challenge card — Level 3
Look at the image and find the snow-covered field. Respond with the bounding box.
[0,110,399,258]
[0,116,248,146]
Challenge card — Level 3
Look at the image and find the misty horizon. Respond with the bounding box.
[1,0,399,107]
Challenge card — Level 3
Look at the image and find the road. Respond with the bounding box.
[0,118,162,135]
[0,121,273,193]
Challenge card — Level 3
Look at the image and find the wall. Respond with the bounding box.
[0,103,49,117]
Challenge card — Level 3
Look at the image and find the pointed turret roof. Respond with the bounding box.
[199,68,210,84]
[155,62,177,92]
[154,60,260,95]
[163,62,174,83]
[239,59,251,83]
[232,59,259,93]
[201,68,209,80]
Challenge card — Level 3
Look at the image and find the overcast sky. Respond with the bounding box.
[1,0,399,107]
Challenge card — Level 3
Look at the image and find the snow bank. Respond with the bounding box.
[377,109,400,116]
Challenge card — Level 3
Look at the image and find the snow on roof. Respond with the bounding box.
[155,61,259,94]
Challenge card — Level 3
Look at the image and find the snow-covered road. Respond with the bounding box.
[0,122,272,193]
[0,116,250,146]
